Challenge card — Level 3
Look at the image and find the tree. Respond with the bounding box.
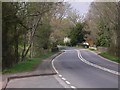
[85,2,119,57]
[96,21,111,47]
[2,2,21,69]
[50,3,80,45]
[2,2,72,69]
[69,23,85,46]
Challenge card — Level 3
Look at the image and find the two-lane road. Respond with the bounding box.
[53,49,119,88]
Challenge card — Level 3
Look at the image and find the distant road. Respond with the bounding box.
[53,48,118,88]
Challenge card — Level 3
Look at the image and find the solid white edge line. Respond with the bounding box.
[76,50,120,76]
[51,51,73,87]
[52,52,65,74]
[52,51,77,88]
[88,49,119,64]
[52,59,59,74]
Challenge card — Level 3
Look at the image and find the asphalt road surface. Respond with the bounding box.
[6,75,65,88]
[53,48,119,88]
[6,48,119,89]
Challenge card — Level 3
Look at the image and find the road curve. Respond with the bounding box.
[80,49,118,72]
[53,49,118,88]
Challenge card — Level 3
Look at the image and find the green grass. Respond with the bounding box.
[99,52,120,63]
[3,52,56,74]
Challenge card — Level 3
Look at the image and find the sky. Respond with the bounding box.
[70,2,92,16]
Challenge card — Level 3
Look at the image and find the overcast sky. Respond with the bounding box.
[69,2,92,16]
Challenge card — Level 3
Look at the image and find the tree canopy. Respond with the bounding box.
[69,23,85,46]
[85,2,120,57]
[2,2,81,69]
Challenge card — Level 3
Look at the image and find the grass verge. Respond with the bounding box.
[99,52,120,63]
[3,52,56,74]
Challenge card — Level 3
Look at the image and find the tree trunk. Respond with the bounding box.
[21,17,41,61]
[117,2,120,58]
[14,24,19,64]
[21,33,27,61]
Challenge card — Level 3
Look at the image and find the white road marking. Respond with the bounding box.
[71,86,76,89]
[52,59,59,74]
[77,50,120,76]
[65,81,71,85]
[52,52,65,74]
[51,51,75,88]
[54,75,70,88]
[59,75,62,77]
[88,50,119,64]
[62,78,66,81]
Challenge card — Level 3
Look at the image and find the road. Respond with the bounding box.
[6,48,119,89]
[7,75,65,88]
[53,48,119,88]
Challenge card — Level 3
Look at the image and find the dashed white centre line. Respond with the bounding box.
[59,75,62,77]
[62,78,66,81]
[65,81,71,85]
[71,86,76,89]
[52,51,77,88]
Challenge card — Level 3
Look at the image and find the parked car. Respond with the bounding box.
[82,42,89,48]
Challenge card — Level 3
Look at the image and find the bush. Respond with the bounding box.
[51,47,59,52]
[50,42,59,52]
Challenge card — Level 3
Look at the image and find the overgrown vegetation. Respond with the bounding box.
[2,2,82,70]
[85,2,120,58]
[3,2,120,71]
[2,2,59,70]
[3,51,55,74]
[96,22,111,47]
[99,52,120,63]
